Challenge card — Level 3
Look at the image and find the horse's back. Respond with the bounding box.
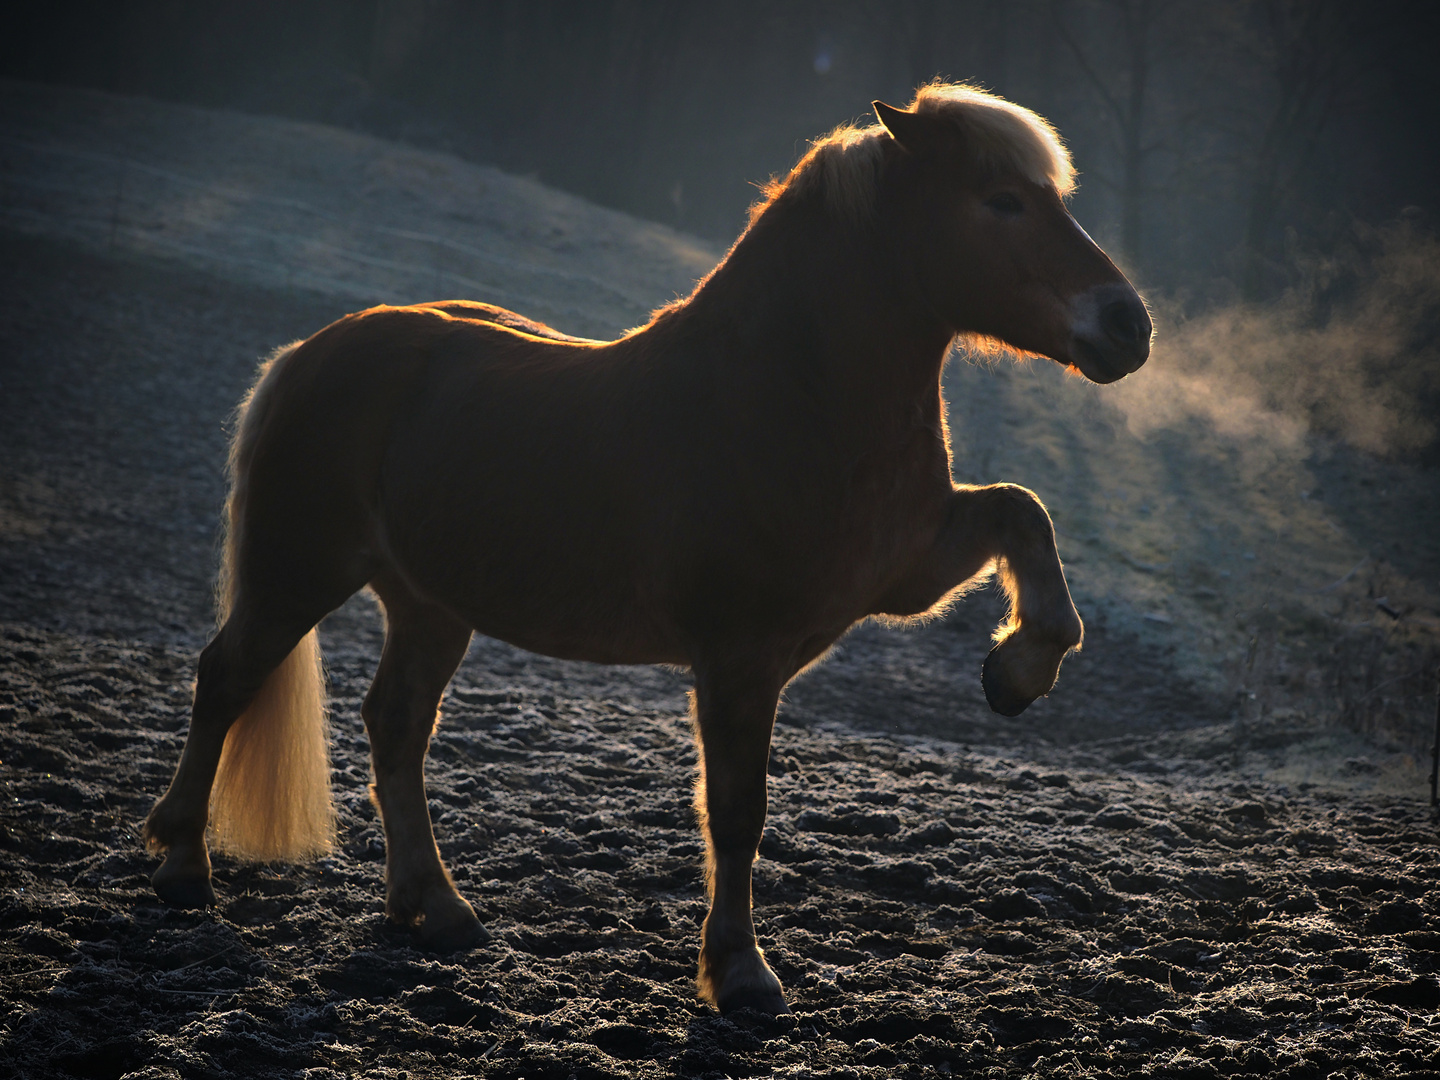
[254,302,598,461]
[416,300,603,344]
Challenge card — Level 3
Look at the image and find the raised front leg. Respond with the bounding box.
[690,664,788,1015]
[363,579,481,951]
[877,483,1083,716]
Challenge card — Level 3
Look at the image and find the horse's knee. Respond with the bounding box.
[984,483,1057,552]
[703,813,766,857]
[361,693,439,765]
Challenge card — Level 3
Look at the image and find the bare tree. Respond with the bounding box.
[1051,0,1156,271]
[862,0,1011,99]
[1239,0,1353,299]
[876,0,953,91]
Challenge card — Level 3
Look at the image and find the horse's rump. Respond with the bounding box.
[230,306,694,663]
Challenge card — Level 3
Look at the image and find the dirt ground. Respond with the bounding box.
[3,84,1440,1079]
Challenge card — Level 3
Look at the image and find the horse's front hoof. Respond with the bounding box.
[418,896,489,953]
[982,622,1076,717]
[718,985,791,1017]
[421,915,488,953]
[152,867,217,909]
[702,945,788,1016]
[981,644,1037,717]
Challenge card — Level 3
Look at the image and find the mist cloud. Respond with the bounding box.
[1109,220,1440,458]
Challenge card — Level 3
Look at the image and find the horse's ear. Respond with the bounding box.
[873,101,929,153]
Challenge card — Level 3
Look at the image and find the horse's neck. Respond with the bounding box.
[675,206,952,420]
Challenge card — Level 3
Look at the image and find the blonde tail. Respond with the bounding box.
[207,342,336,862]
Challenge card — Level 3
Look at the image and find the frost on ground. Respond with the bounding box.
[4,622,1440,1079]
[2,84,1439,1078]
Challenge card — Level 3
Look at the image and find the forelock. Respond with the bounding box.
[747,82,1074,228]
[912,82,1075,197]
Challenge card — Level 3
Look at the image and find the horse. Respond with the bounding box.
[142,83,1151,1017]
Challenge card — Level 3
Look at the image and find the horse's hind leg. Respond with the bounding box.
[691,662,788,1015]
[145,603,328,907]
[363,574,480,951]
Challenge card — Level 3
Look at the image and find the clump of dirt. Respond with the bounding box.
[3,85,1440,1078]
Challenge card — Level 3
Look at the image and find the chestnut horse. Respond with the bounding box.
[144,85,1150,1016]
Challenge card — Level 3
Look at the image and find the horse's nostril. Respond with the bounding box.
[1101,299,1150,347]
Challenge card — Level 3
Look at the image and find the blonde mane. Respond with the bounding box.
[751,83,1075,227]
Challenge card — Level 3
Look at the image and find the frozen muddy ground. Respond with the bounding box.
[3,85,1440,1078]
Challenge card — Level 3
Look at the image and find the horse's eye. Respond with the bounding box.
[985,193,1023,215]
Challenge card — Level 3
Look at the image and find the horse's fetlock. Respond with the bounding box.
[388,869,466,925]
[696,950,722,1006]
[385,878,427,925]
[142,824,170,856]
[1060,610,1084,651]
[141,809,169,853]
[416,890,484,951]
[143,796,196,853]
[151,833,215,909]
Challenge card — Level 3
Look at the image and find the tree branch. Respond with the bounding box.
[1049,0,1127,128]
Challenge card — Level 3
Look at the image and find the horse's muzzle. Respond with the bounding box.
[1067,284,1152,384]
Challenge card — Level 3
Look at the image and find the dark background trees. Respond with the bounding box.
[4,0,1436,298]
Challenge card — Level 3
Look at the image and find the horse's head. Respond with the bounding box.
[875,88,1150,383]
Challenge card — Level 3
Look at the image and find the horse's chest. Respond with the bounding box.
[827,427,952,574]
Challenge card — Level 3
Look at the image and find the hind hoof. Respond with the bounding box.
[981,646,1036,717]
[152,870,217,909]
[718,985,790,1017]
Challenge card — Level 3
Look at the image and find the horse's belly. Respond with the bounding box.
[380,490,687,665]
[457,558,685,665]
[468,615,688,667]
